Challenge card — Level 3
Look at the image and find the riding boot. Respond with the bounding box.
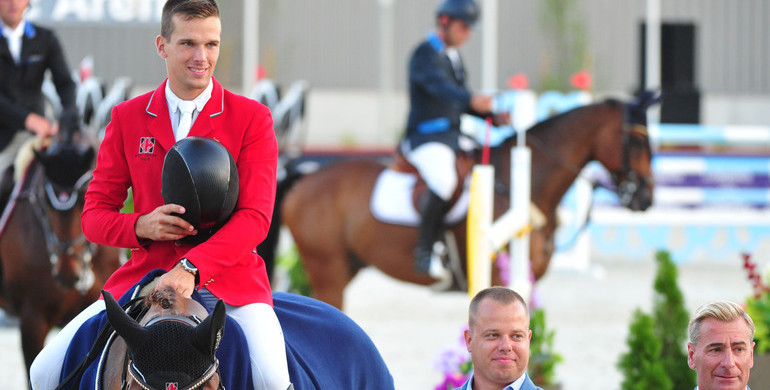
[0,166,13,222]
[414,190,449,275]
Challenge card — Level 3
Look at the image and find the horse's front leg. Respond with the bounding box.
[529,227,555,281]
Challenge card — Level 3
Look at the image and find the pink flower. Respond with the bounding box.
[570,71,592,90]
[507,73,529,90]
[435,372,468,390]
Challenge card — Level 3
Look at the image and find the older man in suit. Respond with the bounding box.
[0,0,75,184]
[30,1,293,389]
[457,287,543,390]
[688,301,754,390]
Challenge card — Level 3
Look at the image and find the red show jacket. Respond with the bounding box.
[82,78,278,306]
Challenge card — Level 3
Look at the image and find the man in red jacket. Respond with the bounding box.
[30,1,292,389]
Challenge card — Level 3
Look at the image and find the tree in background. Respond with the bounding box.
[538,0,592,92]
[617,309,672,390]
[618,250,695,389]
[652,250,697,389]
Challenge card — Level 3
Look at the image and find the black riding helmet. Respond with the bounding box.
[161,137,239,245]
[436,0,480,27]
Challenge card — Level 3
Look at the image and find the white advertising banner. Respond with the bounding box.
[27,0,164,24]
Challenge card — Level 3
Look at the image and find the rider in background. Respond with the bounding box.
[401,0,505,278]
[0,0,75,185]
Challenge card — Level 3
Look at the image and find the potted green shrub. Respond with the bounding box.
[617,250,695,389]
[527,308,563,389]
[618,309,672,390]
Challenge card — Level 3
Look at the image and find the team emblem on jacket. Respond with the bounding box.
[139,137,156,154]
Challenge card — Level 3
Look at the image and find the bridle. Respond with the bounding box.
[122,314,224,390]
[613,103,653,209]
[19,161,96,293]
[493,101,652,205]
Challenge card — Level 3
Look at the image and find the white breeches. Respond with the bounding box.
[30,300,105,390]
[405,141,458,201]
[227,302,291,390]
[0,130,34,177]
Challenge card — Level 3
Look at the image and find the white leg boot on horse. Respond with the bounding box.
[414,190,452,283]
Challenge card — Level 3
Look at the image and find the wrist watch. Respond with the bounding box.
[179,258,200,286]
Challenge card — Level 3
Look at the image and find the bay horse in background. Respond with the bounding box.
[57,270,394,389]
[0,110,122,375]
[281,92,660,309]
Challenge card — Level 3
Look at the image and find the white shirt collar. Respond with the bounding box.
[165,79,213,114]
[165,79,213,140]
[463,372,527,390]
[2,20,26,64]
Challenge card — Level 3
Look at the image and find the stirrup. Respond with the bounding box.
[427,242,452,290]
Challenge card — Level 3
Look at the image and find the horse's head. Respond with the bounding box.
[104,288,224,390]
[610,91,661,211]
[35,108,96,202]
[30,108,97,290]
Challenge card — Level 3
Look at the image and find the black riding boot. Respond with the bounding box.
[414,191,449,275]
[0,166,14,220]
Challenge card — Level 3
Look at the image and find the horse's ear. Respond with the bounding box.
[192,299,226,356]
[103,290,147,347]
[636,90,662,111]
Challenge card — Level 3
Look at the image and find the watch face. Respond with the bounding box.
[182,259,197,272]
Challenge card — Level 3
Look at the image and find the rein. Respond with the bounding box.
[55,295,149,390]
[508,102,651,250]
[18,162,96,292]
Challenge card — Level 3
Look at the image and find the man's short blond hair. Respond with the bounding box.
[688,301,755,346]
[468,286,528,330]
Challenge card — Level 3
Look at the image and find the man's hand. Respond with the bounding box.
[492,112,511,126]
[470,94,493,113]
[135,204,198,242]
[155,262,196,298]
[25,113,58,139]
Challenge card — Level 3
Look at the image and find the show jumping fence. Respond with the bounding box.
[466,91,770,300]
[465,89,591,300]
[591,123,770,263]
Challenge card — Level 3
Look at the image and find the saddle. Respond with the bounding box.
[390,151,475,211]
[369,152,475,227]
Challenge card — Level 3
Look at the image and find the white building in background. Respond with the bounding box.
[30,0,770,146]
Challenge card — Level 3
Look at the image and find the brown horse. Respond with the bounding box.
[58,271,395,389]
[281,92,660,309]
[0,120,121,376]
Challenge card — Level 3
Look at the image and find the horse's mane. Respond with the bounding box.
[497,98,623,149]
[144,286,178,311]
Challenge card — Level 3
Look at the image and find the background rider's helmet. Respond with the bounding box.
[161,136,239,245]
[436,0,480,27]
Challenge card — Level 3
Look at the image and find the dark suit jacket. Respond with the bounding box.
[403,31,489,151]
[0,21,75,148]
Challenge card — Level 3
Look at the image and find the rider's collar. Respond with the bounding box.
[427,31,445,53]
